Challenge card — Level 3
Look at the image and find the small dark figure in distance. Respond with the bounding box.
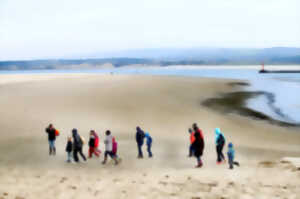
[136,126,145,159]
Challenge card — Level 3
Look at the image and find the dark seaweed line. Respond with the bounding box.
[202,83,300,127]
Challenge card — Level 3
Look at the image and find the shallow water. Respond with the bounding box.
[1,66,300,123]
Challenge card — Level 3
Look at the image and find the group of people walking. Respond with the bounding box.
[45,123,239,169]
[188,123,240,169]
[45,124,120,165]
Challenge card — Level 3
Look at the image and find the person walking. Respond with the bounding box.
[88,130,100,158]
[192,125,205,168]
[72,128,87,163]
[45,124,59,155]
[227,142,240,169]
[102,130,118,165]
[215,128,226,164]
[65,136,73,163]
[135,126,145,158]
[188,128,195,157]
[145,132,153,158]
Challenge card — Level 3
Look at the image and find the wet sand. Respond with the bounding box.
[0,74,300,199]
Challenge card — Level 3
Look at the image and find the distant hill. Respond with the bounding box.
[1,47,300,70]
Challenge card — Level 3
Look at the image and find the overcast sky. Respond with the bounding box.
[0,0,299,60]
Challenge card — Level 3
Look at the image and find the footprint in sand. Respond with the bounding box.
[15,196,25,199]
[60,177,68,183]
[258,161,277,168]
[69,185,77,190]
[158,181,168,186]
[94,190,100,196]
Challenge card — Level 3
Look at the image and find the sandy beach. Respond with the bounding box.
[0,73,300,199]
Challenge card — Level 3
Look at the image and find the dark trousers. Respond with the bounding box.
[73,147,86,162]
[216,144,225,162]
[137,144,143,158]
[147,144,152,157]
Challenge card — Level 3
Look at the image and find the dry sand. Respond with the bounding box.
[0,73,300,199]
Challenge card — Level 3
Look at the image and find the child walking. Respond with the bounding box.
[102,130,118,165]
[227,142,240,169]
[188,128,195,157]
[65,136,73,163]
[145,132,153,158]
[112,136,118,159]
[88,130,100,158]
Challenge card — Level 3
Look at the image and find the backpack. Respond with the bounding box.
[80,136,85,145]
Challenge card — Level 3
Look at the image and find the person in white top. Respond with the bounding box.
[102,130,118,165]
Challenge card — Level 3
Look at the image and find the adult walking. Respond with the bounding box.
[72,128,87,163]
[136,126,145,158]
[45,124,59,155]
[215,128,226,164]
[192,124,205,168]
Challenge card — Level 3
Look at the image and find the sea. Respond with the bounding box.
[1,66,299,124]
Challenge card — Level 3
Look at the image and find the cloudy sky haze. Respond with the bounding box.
[0,0,299,60]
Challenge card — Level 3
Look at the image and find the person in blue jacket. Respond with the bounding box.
[227,142,240,169]
[215,128,226,164]
[136,126,145,158]
[145,132,153,158]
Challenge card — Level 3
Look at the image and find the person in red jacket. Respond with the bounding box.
[188,128,195,157]
[88,130,101,158]
[192,124,205,168]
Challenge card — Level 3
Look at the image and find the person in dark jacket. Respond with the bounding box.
[191,125,205,168]
[145,132,153,158]
[136,126,145,158]
[45,124,58,155]
[72,128,87,163]
[215,128,226,164]
[65,136,73,163]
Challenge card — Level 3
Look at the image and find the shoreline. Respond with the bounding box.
[202,82,300,127]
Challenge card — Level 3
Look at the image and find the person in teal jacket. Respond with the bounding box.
[215,128,226,164]
[227,142,240,169]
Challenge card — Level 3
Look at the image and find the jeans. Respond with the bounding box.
[147,144,152,157]
[137,144,143,158]
[67,152,72,162]
[49,140,55,149]
[228,156,239,169]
